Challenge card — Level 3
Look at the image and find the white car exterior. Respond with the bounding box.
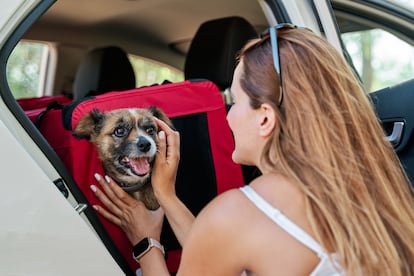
[0,1,123,274]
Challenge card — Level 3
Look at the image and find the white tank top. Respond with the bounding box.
[240,185,343,276]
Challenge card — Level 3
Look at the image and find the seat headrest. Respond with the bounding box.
[73,46,136,100]
[184,16,258,90]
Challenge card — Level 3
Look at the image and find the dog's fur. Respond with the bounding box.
[72,106,172,210]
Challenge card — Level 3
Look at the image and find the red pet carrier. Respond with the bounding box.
[38,80,245,274]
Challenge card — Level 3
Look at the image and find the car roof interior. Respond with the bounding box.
[25,0,269,69]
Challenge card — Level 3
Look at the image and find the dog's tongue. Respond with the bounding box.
[129,157,150,175]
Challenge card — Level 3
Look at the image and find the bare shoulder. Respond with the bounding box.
[177,188,254,275]
[196,174,288,222]
[190,187,251,235]
[191,173,290,231]
[178,175,320,275]
[203,187,249,215]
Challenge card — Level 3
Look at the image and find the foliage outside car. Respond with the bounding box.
[6,42,46,99]
[342,30,414,92]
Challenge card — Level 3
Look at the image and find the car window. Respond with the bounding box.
[387,0,414,12]
[334,12,414,93]
[128,55,184,86]
[340,28,413,93]
[6,40,54,99]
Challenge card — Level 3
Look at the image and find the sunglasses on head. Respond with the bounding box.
[259,23,299,106]
[244,23,311,106]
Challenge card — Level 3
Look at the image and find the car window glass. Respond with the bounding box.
[335,16,414,93]
[6,41,51,99]
[341,29,413,92]
[128,55,184,86]
[387,0,414,12]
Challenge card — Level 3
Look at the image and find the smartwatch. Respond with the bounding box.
[132,237,165,262]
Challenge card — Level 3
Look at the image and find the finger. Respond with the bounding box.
[166,131,180,161]
[92,204,122,226]
[94,173,130,208]
[155,118,180,145]
[90,184,123,217]
[154,117,174,135]
[105,175,137,205]
[154,118,180,158]
[155,131,167,164]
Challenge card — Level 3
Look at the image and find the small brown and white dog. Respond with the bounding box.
[72,106,173,210]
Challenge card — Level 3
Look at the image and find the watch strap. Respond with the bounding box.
[132,237,165,262]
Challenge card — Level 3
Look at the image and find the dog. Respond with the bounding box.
[72,106,173,210]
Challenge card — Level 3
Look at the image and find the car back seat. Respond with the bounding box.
[38,79,244,275]
[185,16,258,92]
[73,45,136,100]
[185,16,260,183]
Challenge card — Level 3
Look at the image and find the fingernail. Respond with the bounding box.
[159,131,165,140]
[94,173,101,181]
[90,185,97,192]
[105,175,111,183]
[92,205,99,210]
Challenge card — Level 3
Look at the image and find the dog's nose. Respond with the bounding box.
[137,136,151,153]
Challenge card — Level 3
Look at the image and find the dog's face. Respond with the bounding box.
[73,107,172,191]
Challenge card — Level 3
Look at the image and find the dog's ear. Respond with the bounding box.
[72,109,106,140]
[149,106,174,129]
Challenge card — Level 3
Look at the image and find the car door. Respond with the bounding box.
[370,79,414,184]
[0,111,123,275]
[0,1,124,274]
[276,0,414,185]
[330,0,414,185]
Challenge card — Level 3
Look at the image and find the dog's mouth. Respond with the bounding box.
[120,156,151,176]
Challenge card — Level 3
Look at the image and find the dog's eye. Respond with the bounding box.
[146,127,155,135]
[113,127,128,137]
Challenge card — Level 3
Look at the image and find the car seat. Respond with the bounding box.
[73,45,136,100]
[185,16,260,183]
[184,16,258,91]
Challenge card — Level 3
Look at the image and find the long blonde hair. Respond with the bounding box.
[239,27,414,275]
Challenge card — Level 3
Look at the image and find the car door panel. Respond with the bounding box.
[370,78,414,185]
[0,116,124,275]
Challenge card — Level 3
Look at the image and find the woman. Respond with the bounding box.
[91,24,414,275]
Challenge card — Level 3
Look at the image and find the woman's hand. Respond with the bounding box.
[90,173,164,246]
[152,118,180,202]
[152,118,195,247]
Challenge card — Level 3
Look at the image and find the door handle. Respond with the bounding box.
[386,121,404,147]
